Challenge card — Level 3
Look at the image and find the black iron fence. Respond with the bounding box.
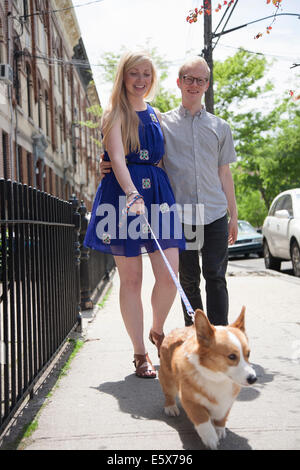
[0,179,114,434]
[79,203,115,309]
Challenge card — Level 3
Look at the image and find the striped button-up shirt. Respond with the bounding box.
[161,105,236,225]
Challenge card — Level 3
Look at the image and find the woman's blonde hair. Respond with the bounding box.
[102,51,158,155]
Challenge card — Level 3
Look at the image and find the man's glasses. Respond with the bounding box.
[182,75,209,86]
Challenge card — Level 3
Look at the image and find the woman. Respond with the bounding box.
[84,51,185,378]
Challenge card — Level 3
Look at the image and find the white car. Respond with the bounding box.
[262,188,300,277]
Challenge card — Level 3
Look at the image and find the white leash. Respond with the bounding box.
[119,194,195,319]
[141,214,195,319]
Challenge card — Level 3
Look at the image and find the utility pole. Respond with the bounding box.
[203,0,214,114]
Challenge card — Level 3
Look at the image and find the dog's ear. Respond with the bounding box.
[194,309,215,346]
[230,306,246,332]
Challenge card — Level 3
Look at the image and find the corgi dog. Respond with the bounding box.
[159,307,257,450]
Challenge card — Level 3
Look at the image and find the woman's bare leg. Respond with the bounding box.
[148,248,179,335]
[114,255,146,355]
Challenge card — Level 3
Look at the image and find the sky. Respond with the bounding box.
[71,0,300,108]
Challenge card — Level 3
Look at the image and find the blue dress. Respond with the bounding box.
[84,104,185,257]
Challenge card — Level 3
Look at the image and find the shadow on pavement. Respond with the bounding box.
[94,370,253,450]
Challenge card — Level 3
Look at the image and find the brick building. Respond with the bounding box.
[0,0,102,211]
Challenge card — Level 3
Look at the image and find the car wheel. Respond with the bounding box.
[291,240,300,277]
[263,240,281,271]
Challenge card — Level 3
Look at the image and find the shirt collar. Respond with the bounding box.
[179,104,205,118]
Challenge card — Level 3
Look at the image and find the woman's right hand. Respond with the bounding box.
[127,194,145,215]
[100,154,112,178]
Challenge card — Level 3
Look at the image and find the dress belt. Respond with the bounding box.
[126,161,159,166]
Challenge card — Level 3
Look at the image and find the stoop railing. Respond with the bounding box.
[0,179,82,434]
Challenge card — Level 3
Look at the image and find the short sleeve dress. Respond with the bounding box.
[84,104,185,257]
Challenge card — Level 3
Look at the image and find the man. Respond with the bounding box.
[161,57,238,326]
[100,56,238,327]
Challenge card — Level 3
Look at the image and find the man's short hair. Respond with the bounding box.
[178,57,211,78]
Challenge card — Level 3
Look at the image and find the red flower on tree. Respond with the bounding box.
[186,0,284,39]
[290,90,300,102]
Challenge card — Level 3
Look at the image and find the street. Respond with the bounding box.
[228,254,294,277]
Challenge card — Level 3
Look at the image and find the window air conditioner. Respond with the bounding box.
[0,64,13,86]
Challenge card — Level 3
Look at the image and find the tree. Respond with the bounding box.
[213,48,300,226]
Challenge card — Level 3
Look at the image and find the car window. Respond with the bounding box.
[281,195,293,217]
[294,194,300,217]
[238,221,257,233]
[269,196,286,215]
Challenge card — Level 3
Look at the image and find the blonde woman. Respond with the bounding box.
[84,51,185,378]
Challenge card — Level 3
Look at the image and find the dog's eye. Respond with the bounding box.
[228,354,238,361]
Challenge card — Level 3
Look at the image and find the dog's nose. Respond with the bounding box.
[247,374,257,385]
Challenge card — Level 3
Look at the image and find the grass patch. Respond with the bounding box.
[97,286,112,309]
[17,338,85,447]
[57,339,84,380]
[22,418,39,440]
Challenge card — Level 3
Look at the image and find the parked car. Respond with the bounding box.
[228,220,263,258]
[262,188,300,277]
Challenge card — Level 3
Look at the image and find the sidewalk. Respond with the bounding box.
[2,256,300,450]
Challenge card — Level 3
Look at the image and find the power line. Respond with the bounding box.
[212,0,239,51]
[212,13,300,39]
[216,43,300,63]
[10,0,105,21]
[16,46,299,73]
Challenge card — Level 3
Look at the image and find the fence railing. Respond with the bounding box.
[79,203,115,309]
[0,180,84,433]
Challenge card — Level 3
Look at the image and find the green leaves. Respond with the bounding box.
[214,48,299,226]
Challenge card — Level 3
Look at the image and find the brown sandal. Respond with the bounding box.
[133,353,156,379]
[149,329,165,358]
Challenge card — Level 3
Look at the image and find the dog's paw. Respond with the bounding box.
[215,426,226,440]
[195,422,219,450]
[164,405,180,416]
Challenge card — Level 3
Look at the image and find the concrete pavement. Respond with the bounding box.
[1,256,300,451]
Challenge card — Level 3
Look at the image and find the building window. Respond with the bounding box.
[41,23,47,56]
[27,152,32,186]
[17,145,23,182]
[55,174,60,197]
[2,132,9,179]
[48,167,53,195]
[0,18,3,63]
[45,90,49,136]
[54,106,58,148]
[37,81,42,129]
[23,0,29,20]
[26,64,32,118]
[59,114,63,151]
[36,159,42,190]
[15,51,21,106]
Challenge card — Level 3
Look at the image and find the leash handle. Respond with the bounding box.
[119,194,144,228]
[142,215,195,319]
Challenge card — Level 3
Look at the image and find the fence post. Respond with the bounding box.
[78,200,93,310]
[69,194,82,332]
